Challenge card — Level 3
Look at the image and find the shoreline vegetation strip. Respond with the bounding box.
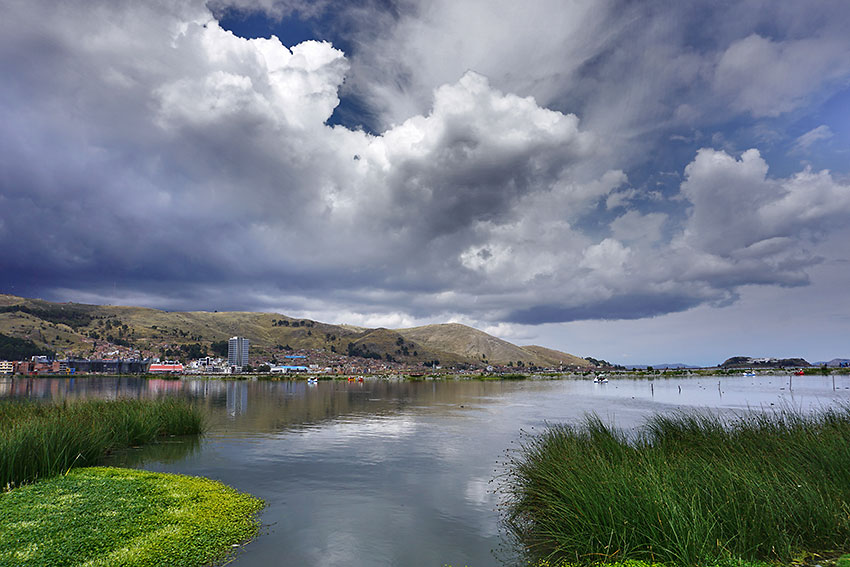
[0,398,204,488]
[0,399,265,566]
[503,407,850,566]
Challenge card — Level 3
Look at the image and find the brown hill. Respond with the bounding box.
[0,294,587,368]
[519,345,593,368]
[396,323,588,367]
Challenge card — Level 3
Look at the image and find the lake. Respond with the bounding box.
[3,374,850,566]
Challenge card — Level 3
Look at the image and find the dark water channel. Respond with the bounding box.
[3,374,850,566]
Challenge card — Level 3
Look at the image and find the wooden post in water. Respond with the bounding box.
[651,382,654,396]
[790,373,792,391]
[718,381,721,397]
[834,375,837,391]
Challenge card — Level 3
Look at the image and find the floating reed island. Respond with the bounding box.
[502,407,850,567]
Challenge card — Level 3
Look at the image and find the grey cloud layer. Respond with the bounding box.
[2,0,850,327]
[331,1,850,146]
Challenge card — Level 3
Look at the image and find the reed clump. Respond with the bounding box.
[0,399,204,489]
[503,407,850,566]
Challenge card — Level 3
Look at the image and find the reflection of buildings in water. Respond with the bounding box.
[147,379,184,394]
[226,381,248,417]
[0,376,156,403]
[182,379,230,416]
[185,379,227,397]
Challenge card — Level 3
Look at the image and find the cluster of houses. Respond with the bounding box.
[0,358,70,375]
[2,354,329,376]
[1,356,152,375]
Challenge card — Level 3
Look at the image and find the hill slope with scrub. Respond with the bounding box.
[0,294,588,368]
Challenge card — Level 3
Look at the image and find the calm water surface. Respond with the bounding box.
[3,374,850,566]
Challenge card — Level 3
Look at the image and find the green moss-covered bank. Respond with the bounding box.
[0,467,264,567]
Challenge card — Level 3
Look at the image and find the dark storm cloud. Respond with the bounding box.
[1,0,850,332]
[507,293,709,325]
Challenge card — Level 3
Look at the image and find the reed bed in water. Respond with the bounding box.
[0,399,204,489]
[503,407,850,566]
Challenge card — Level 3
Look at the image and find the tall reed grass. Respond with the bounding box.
[0,398,204,489]
[503,407,850,566]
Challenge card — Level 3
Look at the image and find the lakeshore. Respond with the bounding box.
[4,374,850,565]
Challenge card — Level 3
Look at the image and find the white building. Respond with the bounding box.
[228,336,250,370]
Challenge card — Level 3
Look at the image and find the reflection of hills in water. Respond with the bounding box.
[0,377,534,435]
[102,436,201,468]
[200,379,524,436]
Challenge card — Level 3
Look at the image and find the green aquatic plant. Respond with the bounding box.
[0,467,263,567]
[474,373,529,381]
[0,399,204,489]
[503,407,850,566]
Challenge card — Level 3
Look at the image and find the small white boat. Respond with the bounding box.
[593,376,608,384]
[307,377,318,383]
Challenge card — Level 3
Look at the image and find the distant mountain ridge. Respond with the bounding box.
[816,359,850,367]
[628,363,700,369]
[720,356,810,368]
[0,294,590,368]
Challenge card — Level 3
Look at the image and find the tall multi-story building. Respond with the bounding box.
[228,336,250,369]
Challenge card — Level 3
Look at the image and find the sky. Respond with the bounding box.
[2,0,850,366]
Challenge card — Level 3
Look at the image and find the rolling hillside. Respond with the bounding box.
[397,323,593,368]
[0,294,590,368]
[518,345,593,368]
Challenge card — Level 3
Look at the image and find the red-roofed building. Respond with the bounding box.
[148,362,184,373]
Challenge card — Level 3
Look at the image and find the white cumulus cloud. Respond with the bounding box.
[2,0,850,335]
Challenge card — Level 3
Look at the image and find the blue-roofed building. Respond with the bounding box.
[270,365,309,373]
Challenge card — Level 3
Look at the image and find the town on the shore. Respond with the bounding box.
[3,335,848,378]
[1,335,588,377]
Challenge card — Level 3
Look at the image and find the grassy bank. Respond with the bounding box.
[503,407,850,566]
[0,398,204,489]
[0,466,263,567]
